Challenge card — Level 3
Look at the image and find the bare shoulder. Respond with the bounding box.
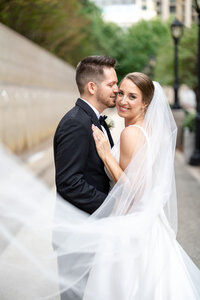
[119,126,144,169]
[120,126,142,144]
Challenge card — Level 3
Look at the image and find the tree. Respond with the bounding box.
[179,24,198,100]
[119,19,170,80]
[154,23,198,102]
[0,0,95,65]
[75,0,125,70]
[0,0,183,85]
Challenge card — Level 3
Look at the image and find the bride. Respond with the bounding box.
[0,72,200,300]
[79,72,200,299]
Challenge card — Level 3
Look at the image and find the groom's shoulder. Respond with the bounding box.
[57,102,90,129]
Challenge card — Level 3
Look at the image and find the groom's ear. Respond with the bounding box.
[87,81,97,95]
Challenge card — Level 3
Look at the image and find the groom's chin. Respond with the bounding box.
[108,100,116,108]
[109,103,116,108]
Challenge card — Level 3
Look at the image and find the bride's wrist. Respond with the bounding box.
[104,151,112,165]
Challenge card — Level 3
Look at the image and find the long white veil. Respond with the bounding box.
[0,82,199,299]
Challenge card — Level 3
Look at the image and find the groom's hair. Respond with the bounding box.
[76,55,117,95]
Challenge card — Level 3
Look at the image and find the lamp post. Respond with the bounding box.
[190,0,200,166]
[170,18,184,109]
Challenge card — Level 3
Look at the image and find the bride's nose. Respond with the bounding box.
[119,95,128,104]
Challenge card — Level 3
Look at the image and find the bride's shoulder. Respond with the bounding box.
[120,126,143,152]
[120,125,142,141]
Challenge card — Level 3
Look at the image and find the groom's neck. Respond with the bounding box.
[80,95,104,114]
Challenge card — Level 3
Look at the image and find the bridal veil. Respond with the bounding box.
[0,82,200,299]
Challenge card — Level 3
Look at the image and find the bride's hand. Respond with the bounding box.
[92,125,111,162]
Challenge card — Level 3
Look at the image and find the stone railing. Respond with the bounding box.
[0,23,78,152]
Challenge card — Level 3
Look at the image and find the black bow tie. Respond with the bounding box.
[98,115,114,147]
[99,115,107,126]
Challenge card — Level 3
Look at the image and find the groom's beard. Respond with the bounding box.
[96,90,116,109]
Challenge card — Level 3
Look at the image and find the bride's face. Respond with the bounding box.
[116,78,145,122]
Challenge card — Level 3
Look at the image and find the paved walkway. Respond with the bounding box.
[175,151,200,267]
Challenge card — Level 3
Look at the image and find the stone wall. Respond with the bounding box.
[0,23,78,152]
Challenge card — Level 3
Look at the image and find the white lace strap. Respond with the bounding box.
[128,125,149,142]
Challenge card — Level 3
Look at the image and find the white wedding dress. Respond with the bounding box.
[0,82,200,299]
[82,124,200,300]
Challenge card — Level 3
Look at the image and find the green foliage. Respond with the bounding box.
[0,0,95,65]
[154,23,198,93]
[0,0,196,94]
[179,24,197,91]
[0,1,170,71]
[183,110,196,132]
[154,35,173,85]
[119,19,170,80]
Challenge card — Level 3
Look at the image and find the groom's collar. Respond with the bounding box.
[75,98,102,129]
[79,98,101,119]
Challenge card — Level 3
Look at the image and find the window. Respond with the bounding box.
[170,6,176,13]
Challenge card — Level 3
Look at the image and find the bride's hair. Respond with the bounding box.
[122,72,154,111]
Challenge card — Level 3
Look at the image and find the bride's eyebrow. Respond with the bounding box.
[129,92,138,96]
[118,88,138,95]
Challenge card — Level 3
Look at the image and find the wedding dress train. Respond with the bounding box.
[83,209,200,300]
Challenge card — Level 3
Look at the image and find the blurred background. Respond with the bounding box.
[0,0,199,267]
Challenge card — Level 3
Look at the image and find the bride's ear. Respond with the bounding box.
[143,103,149,113]
[87,82,97,95]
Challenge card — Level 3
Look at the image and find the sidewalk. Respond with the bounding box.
[175,151,200,268]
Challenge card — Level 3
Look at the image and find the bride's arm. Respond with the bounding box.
[92,125,122,182]
[92,125,140,182]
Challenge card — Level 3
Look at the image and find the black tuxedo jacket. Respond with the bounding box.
[53,98,114,214]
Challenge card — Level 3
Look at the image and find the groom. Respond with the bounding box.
[54,55,118,214]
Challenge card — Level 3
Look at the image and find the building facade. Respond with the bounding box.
[92,0,135,6]
[92,0,157,27]
[92,0,195,27]
[154,0,195,27]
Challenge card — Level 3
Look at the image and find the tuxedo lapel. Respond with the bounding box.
[76,98,102,131]
[76,98,114,147]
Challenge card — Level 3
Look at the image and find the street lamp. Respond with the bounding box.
[190,0,200,166]
[170,18,184,109]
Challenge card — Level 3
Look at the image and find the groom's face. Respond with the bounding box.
[96,67,118,109]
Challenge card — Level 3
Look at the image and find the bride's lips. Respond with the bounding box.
[118,105,129,112]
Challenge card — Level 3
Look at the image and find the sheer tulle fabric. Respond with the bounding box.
[0,82,200,299]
